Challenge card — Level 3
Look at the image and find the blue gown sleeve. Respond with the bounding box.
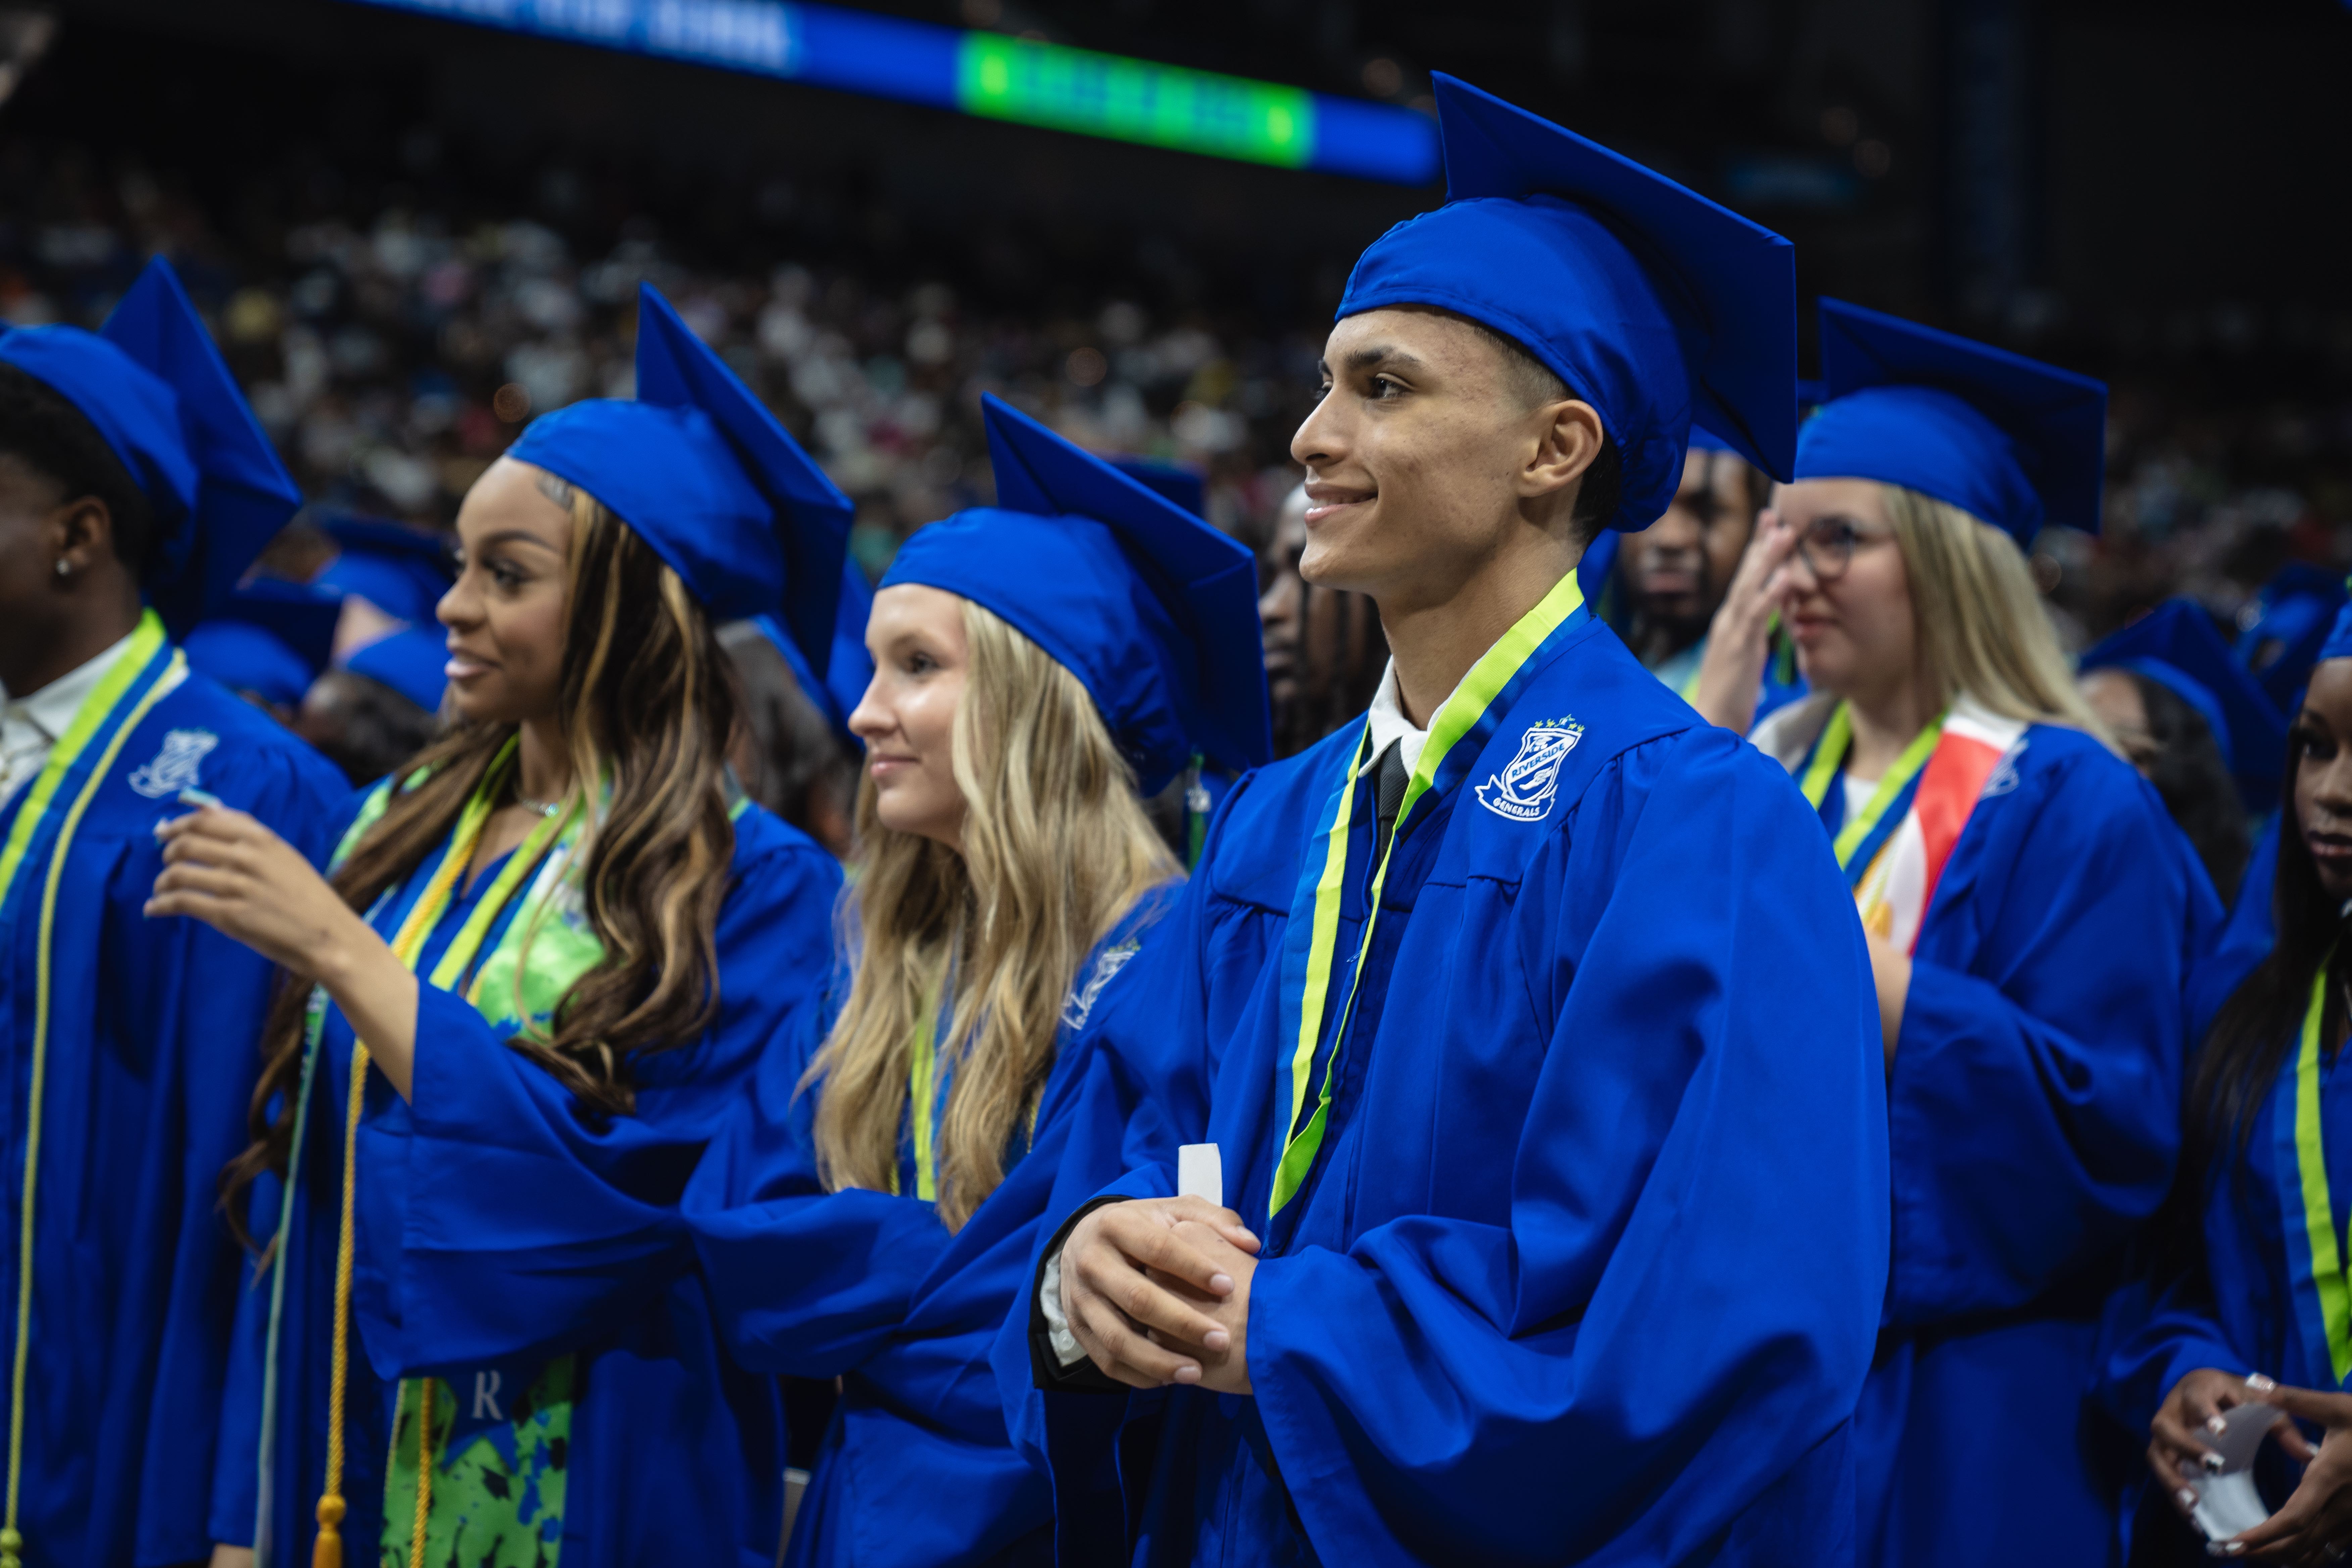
[1886,754,2189,1327]
[352,834,840,1377]
[683,990,962,1380]
[1244,732,1891,1561]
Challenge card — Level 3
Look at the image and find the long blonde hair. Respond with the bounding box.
[808,599,1179,1230]
[1881,483,2109,740]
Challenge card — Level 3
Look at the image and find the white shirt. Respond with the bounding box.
[0,629,140,811]
[1039,659,1459,1368]
[1362,658,1459,775]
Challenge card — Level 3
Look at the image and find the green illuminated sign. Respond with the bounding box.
[956,34,1315,169]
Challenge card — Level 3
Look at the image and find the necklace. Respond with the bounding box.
[514,788,563,819]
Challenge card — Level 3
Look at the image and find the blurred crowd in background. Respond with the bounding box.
[6,125,2350,772]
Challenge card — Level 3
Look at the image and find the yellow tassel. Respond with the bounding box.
[312,1493,345,1568]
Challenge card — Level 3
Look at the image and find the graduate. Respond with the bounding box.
[2100,604,2352,1564]
[1020,76,1890,1566]
[1712,299,2209,1565]
[682,395,1270,1567]
[2076,601,2284,1041]
[0,256,347,1567]
[176,283,848,1568]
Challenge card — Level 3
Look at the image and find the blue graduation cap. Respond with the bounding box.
[1108,456,1206,519]
[345,626,449,714]
[752,556,875,740]
[1336,74,1799,530]
[2241,562,2349,714]
[2079,600,2286,812]
[183,576,342,708]
[315,512,455,626]
[1794,298,2107,546]
[879,395,1271,793]
[0,257,303,632]
[508,284,853,684]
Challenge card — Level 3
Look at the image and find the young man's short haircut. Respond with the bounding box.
[1464,319,1622,544]
[0,362,156,574]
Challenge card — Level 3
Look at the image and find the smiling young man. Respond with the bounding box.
[1002,78,1891,1567]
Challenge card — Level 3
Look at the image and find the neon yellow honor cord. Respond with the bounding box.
[0,623,178,1568]
[1270,570,1585,1218]
[315,749,574,1567]
[1798,701,1947,871]
[2293,959,2352,1383]
[905,977,942,1204]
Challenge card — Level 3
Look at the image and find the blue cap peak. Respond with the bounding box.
[1794,298,2108,544]
[1336,74,1798,532]
[0,257,304,632]
[507,283,853,686]
[879,395,1270,794]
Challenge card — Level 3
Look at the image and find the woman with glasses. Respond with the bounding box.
[1704,302,2211,1568]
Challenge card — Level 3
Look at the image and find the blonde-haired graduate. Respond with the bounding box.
[167,286,850,1568]
[681,394,1271,1568]
[1701,300,2216,1567]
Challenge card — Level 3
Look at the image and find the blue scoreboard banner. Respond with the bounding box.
[341,0,1442,185]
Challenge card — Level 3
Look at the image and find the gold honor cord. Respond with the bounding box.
[313,754,574,1568]
[0,625,178,1568]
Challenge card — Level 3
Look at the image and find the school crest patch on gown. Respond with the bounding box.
[127,728,218,798]
[1475,718,1583,822]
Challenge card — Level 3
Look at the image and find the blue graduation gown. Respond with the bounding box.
[1797,720,2202,1567]
[1015,607,1890,1566]
[683,888,1189,1568]
[0,647,344,1567]
[210,799,840,1567]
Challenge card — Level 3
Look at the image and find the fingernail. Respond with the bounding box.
[177,788,223,809]
[2203,1451,2226,1472]
[2247,1373,2276,1391]
[1172,1364,1200,1385]
[1236,1229,1257,1245]
[1204,1329,1229,1351]
[1209,1273,1233,1294]
[2225,1544,2246,1557]
[2208,1414,2230,1434]
[2178,1488,2198,1509]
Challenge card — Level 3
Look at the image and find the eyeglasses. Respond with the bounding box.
[1790,517,1891,584]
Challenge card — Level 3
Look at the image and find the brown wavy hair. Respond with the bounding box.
[222,484,740,1246]
[806,600,1177,1231]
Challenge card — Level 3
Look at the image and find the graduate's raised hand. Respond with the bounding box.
[2148,1370,2290,1525]
[146,797,364,978]
[1059,1196,1259,1389]
[148,796,423,1097]
[2213,1380,2352,1561]
[1689,505,1799,734]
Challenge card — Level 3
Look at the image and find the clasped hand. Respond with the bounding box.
[1059,1196,1262,1393]
[2151,1367,2352,1560]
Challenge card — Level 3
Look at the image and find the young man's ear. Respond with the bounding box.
[51,494,117,579]
[1520,400,1606,500]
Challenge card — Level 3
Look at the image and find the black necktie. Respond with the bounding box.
[1372,739,1410,865]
